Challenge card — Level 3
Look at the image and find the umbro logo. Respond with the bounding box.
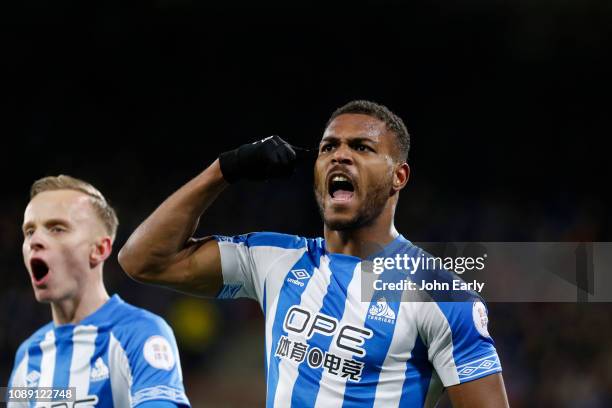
[287,269,311,287]
[291,269,310,280]
[26,370,40,387]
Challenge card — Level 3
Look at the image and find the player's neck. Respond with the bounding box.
[51,279,110,326]
[324,212,399,259]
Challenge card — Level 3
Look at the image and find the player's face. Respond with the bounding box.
[314,113,398,230]
[22,190,106,304]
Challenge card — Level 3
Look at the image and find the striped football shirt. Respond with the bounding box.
[7,295,189,407]
[215,232,502,408]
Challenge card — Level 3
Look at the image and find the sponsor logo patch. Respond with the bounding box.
[472,301,490,337]
[143,335,176,370]
[368,297,396,323]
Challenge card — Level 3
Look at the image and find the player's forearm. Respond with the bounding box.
[119,159,228,279]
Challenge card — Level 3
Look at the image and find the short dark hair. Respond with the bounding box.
[327,100,410,162]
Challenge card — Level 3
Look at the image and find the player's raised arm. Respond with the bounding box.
[118,135,302,297]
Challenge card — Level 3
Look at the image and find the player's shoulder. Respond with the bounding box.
[11,321,53,368]
[215,231,322,251]
[105,299,184,384]
[390,236,489,319]
[9,324,52,384]
[395,238,483,302]
[16,321,54,353]
[11,322,51,367]
[107,297,176,352]
[111,298,172,335]
[405,242,491,335]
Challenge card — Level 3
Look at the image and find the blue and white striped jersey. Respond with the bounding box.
[215,232,502,408]
[7,295,190,408]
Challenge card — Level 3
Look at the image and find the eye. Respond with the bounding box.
[354,144,373,152]
[320,144,334,153]
[50,226,66,234]
[24,228,34,238]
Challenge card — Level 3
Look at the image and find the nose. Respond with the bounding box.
[28,231,46,252]
[331,143,353,165]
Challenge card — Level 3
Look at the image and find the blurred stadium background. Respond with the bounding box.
[2,0,611,406]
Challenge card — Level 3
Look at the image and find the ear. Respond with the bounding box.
[90,236,113,268]
[392,162,410,192]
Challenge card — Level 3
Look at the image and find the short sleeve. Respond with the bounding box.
[6,342,29,408]
[418,300,502,387]
[117,315,190,407]
[8,341,28,387]
[213,232,308,304]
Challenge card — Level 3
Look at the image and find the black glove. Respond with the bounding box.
[219,135,312,183]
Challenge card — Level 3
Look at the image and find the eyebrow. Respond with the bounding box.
[22,218,70,232]
[320,135,380,144]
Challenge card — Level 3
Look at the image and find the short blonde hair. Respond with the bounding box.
[30,175,119,239]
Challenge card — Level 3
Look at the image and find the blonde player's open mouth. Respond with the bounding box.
[30,258,50,285]
[329,174,355,202]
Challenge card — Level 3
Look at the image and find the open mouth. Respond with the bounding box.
[328,174,355,201]
[30,258,50,283]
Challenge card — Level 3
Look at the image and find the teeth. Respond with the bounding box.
[332,175,349,182]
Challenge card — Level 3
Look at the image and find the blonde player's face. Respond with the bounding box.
[22,190,106,304]
[314,113,397,231]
